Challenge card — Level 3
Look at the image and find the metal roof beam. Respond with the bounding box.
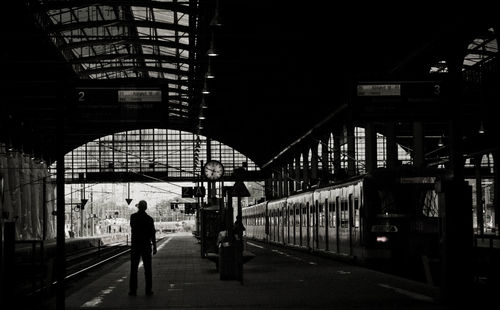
[48,19,192,33]
[78,67,189,83]
[36,0,194,15]
[59,37,191,51]
[70,53,191,64]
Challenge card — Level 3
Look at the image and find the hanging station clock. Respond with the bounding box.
[203,160,224,181]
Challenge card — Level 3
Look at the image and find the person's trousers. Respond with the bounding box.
[129,246,152,293]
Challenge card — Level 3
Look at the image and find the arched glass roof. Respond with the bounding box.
[29,0,209,127]
[50,128,260,182]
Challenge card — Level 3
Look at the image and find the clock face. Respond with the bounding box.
[203,160,224,180]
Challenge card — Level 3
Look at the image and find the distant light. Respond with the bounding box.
[478,121,485,134]
[207,49,219,57]
[202,80,210,94]
[376,236,389,243]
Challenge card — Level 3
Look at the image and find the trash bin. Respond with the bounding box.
[218,233,238,280]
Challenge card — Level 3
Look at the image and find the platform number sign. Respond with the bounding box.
[194,186,206,198]
[182,187,194,198]
[78,91,85,102]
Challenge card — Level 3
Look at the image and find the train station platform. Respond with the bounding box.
[36,231,500,310]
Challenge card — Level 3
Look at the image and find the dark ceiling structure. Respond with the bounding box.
[1,1,499,168]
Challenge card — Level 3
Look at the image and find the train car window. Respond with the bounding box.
[336,196,340,227]
[328,201,334,228]
[319,201,324,227]
[349,194,353,227]
[354,197,359,228]
[302,204,307,227]
[324,199,328,228]
[341,200,349,228]
[311,202,316,227]
[295,205,299,227]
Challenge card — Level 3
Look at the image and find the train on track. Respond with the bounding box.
[242,167,443,274]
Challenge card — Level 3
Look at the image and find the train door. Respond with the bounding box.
[338,190,351,255]
[314,200,319,249]
[281,206,288,244]
[334,195,340,253]
[348,193,354,255]
[304,202,308,247]
[306,202,311,249]
[298,203,303,247]
[324,198,329,251]
[328,193,337,253]
[352,194,361,249]
[308,201,316,249]
[278,207,282,244]
[272,209,276,242]
[293,203,300,245]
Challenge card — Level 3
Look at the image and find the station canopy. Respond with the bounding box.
[17,0,213,161]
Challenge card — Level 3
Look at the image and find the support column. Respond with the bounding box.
[265,178,273,200]
[494,151,499,235]
[56,98,66,310]
[439,47,472,305]
[282,166,289,196]
[288,160,295,194]
[273,171,279,198]
[277,168,283,198]
[295,154,301,191]
[365,122,377,173]
[413,121,425,169]
[385,122,398,168]
[321,134,329,182]
[346,125,356,176]
[333,130,342,175]
[302,150,310,190]
[310,142,319,185]
[475,155,484,236]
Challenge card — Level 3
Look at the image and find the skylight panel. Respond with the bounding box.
[179,36,189,45]
[178,14,189,26]
[156,28,176,40]
[153,9,175,23]
[148,71,161,78]
[131,6,149,21]
[141,45,155,54]
[161,73,178,80]
[159,46,178,56]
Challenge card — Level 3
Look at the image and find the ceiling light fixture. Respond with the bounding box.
[478,121,485,134]
[207,35,219,57]
[210,0,223,27]
[202,80,210,95]
[205,60,215,79]
[437,135,444,147]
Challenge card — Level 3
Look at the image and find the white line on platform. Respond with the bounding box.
[81,278,126,308]
[378,283,434,302]
[81,237,173,308]
[246,242,264,249]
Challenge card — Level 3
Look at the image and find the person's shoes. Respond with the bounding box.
[146,291,154,296]
[128,291,136,296]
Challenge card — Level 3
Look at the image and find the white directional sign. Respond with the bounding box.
[357,84,401,96]
[118,90,162,102]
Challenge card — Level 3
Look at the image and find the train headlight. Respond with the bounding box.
[376,236,389,243]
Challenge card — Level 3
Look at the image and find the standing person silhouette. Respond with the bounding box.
[129,200,157,296]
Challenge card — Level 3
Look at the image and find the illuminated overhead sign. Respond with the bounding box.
[357,84,401,96]
[118,90,162,102]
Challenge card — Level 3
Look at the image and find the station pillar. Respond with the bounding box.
[436,179,473,305]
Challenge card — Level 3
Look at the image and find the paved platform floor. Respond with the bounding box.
[39,232,479,309]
